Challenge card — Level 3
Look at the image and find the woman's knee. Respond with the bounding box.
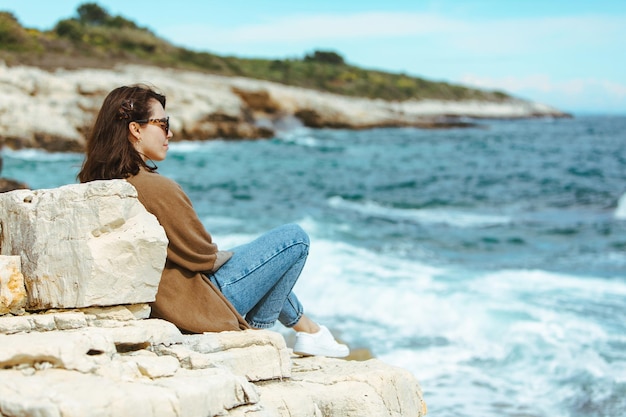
[279,223,310,247]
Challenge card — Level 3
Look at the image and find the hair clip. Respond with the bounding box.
[118,99,134,120]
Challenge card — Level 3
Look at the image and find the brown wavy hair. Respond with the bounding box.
[78,84,166,183]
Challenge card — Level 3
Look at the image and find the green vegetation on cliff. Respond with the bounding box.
[0,3,510,102]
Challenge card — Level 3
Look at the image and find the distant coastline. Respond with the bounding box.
[0,62,571,153]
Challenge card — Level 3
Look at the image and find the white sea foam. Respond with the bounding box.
[615,192,626,219]
[168,140,225,153]
[3,148,81,162]
[291,227,455,338]
[211,231,259,249]
[377,265,625,417]
[205,211,624,417]
[272,115,307,133]
[327,196,511,228]
[471,268,626,297]
[276,132,320,147]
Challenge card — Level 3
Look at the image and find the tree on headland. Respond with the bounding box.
[304,50,345,66]
[54,1,150,42]
[76,3,109,26]
[75,2,143,30]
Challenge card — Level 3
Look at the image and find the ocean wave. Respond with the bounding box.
[275,128,346,151]
[168,140,225,153]
[276,133,320,147]
[327,196,511,228]
[615,192,626,219]
[272,115,307,133]
[471,269,626,297]
[294,234,446,326]
[3,148,82,162]
[377,266,626,417]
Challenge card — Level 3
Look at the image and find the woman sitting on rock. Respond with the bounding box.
[78,84,349,358]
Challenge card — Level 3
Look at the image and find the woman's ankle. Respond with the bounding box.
[292,314,321,334]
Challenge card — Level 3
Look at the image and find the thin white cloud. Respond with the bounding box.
[164,12,461,46]
[461,74,626,99]
[447,15,625,55]
[225,12,462,41]
[461,74,626,112]
[164,11,626,53]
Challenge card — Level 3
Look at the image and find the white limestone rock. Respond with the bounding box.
[153,368,260,416]
[0,180,168,310]
[104,319,184,347]
[253,356,428,417]
[0,315,32,334]
[80,304,152,321]
[30,313,57,331]
[156,330,292,381]
[53,311,88,330]
[0,328,116,373]
[0,320,182,373]
[0,368,256,417]
[0,320,427,416]
[122,351,181,378]
[127,303,152,319]
[0,255,27,315]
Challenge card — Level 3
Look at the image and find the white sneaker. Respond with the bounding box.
[293,325,350,358]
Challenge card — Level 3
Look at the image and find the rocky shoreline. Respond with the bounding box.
[0,62,570,154]
[0,62,571,192]
[0,180,427,416]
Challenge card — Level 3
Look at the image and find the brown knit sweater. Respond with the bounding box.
[126,169,249,333]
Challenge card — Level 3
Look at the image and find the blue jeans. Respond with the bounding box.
[206,224,308,329]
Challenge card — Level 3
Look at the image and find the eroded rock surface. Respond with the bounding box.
[0,180,167,309]
[0,308,427,417]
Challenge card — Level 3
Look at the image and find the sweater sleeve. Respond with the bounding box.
[128,171,222,272]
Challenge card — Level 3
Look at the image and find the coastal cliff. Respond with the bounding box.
[0,62,569,153]
[0,180,427,417]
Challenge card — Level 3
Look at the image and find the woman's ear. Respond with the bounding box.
[128,121,142,143]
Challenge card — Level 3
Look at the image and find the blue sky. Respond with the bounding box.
[2,0,625,114]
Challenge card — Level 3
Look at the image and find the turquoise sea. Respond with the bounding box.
[3,115,626,417]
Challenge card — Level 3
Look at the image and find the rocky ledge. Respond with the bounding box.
[0,180,427,417]
[0,61,569,152]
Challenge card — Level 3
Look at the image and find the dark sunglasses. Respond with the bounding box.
[134,117,170,133]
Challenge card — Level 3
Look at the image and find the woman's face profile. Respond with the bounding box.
[130,99,173,162]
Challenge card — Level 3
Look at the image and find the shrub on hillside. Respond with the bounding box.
[0,12,32,51]
[55,19,85,42]
[304,50,345,65]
